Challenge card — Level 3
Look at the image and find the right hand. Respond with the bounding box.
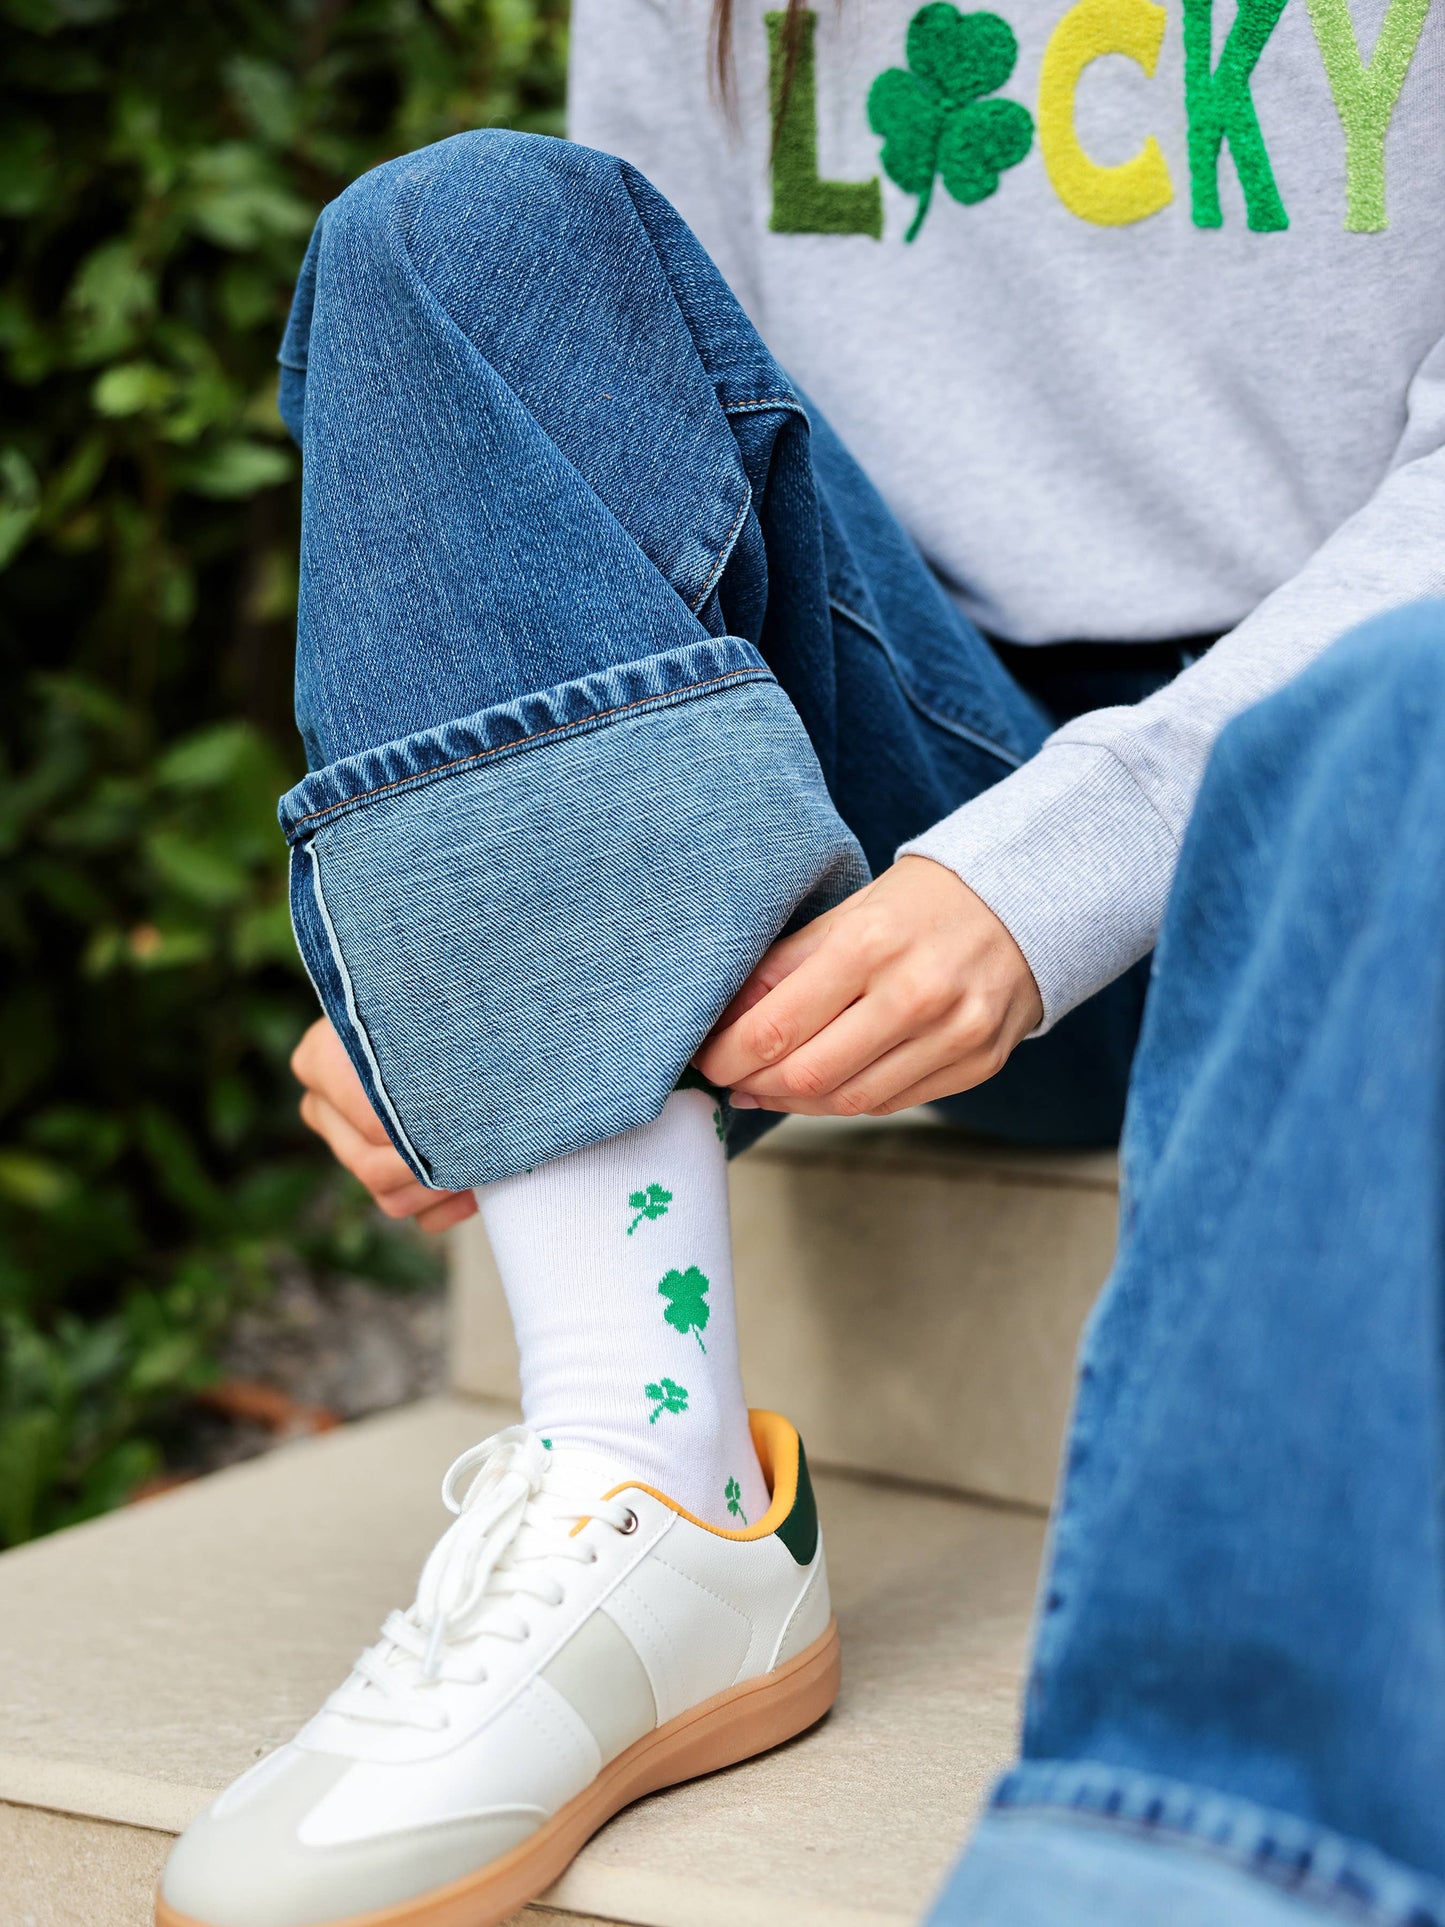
[290,1016,478,1234]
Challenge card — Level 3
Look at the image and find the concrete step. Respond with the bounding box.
[0,1396,1045,1927]
[452,1113,1119,1510]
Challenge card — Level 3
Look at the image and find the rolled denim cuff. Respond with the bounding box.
[279,636,868,1187]
[930,1765,1445,1927]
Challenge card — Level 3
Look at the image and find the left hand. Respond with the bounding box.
[290,1016,479,1235]
[694,856,1043,1117]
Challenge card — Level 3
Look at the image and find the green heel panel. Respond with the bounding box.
[774,1435,820,1565]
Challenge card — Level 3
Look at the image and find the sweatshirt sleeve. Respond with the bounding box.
[902,332,1445,1032]
[567,0,760,308]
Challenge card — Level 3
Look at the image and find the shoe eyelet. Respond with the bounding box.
[617,1508,639,1536]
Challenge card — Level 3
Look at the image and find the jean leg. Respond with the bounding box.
[276,131,874,1188]
[931,601,1445,1922]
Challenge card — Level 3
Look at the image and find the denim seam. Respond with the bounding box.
[370,166,749,706]
[689,489,752,612]
[304,837,433,1186]
[617,162,805,420]
[827,595,1025,770]
[992,1769,1445,1927]
[993,1808,1424,1927]
[722,396,808,416]
[286,664,773,837]
[615,161,796,612]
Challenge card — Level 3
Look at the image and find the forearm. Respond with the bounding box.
[906,438,1445,1029]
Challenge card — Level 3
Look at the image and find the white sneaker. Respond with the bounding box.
[156,1412,839,1927]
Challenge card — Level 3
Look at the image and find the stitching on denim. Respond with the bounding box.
[994,1766,1445,1927]
[688,491,752,613]
[615,162,800,427]
[303,839,433,1186]
[994,1803,1440,1927]
[287,665,769,833]
[362,163,725,760]
[827,596,1026,770]
[614,162,780,616]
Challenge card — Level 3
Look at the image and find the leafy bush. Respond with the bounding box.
[0,0,567,1545]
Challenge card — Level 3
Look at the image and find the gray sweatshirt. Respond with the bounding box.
[568,0,1445,1027]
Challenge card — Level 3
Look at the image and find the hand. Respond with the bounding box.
[290,1017,478,1234]
[694,856,1042,1117]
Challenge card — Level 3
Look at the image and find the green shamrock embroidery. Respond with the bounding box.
[627,1182,673,1235]
[645,1376,689,1423]
[725,1476,747,1524]
[658,1265,711,1352]
[713,1106,725,1142]
[868,2,1034,241]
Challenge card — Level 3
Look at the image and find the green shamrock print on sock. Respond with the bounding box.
[725,1476,747,1524]
[658,1265,711,1351]
[713,1106,725,1142]
[645,1376,689,1423]
[627,1182,673,1235]
[868,2,1034,241]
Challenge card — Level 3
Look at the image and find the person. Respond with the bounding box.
[156,3,1445,1924]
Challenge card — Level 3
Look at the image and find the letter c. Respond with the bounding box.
[1038,0,1174,226]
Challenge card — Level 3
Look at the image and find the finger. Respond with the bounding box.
[697,940,868,1090]
[732,989,918,1103]
[726,1091,849,1116]
[734,1020,1007,1119]
[300,1090,424,1202]
[702,915,836,1042]
[822,1031,979,1116]
[292,1019,391,1144]
[868,1053,1010,1115]
[415,1191,480,1235]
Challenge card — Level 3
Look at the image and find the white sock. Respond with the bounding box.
[475,1087,769,1528]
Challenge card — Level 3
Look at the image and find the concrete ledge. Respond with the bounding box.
[452,1114,1118,1508]
[0,1803,172,1927]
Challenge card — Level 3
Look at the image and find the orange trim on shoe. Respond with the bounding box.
[602,1408,802,1541]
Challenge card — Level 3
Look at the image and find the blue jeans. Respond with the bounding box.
[930,603,1445,1925]
[275,128,1152,1189]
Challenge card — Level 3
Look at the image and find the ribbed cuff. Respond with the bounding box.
[900,742,1179,1031]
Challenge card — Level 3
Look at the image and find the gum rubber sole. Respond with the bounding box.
[155,1618,841,1927]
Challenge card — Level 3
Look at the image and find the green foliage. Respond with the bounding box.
[868,3,1033,240]
[0,0,568,1546]
[657,1265,711,1352]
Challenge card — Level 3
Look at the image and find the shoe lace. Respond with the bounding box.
[326,1427,636,1731]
